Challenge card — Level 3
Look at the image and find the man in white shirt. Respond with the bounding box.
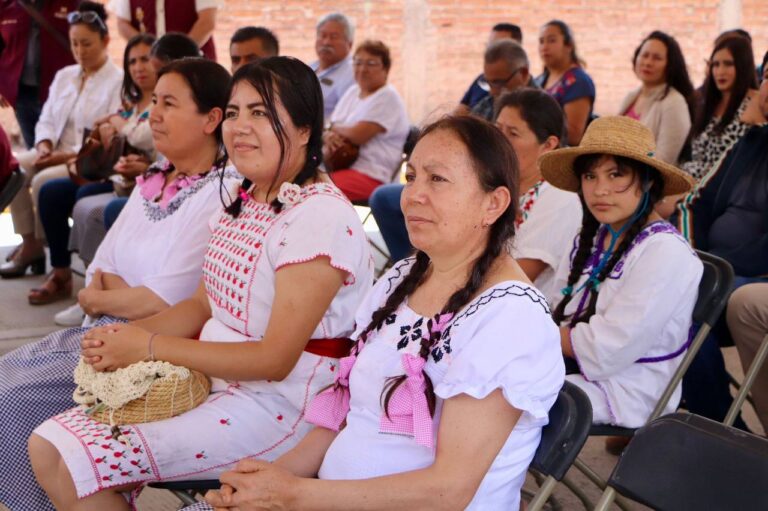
[108,0,218,59]
[310,12,355,121]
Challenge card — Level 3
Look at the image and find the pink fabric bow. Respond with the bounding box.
[137,171,203,209]
[304,355,356,431]
[433,313,453,334]
[379,353,434,449]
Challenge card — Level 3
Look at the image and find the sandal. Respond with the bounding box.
[28,272,73,305]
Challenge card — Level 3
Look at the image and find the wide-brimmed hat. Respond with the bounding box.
[538,116,695,196]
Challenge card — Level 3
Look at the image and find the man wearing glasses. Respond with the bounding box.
[470,40,533,121]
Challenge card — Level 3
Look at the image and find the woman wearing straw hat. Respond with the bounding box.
[539,116,702,430]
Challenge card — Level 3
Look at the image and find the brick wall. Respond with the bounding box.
[3,0,767,138]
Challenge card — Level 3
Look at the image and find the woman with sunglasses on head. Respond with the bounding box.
[29,57,373,510]
[324,39,409,202]
[619,31,695,165]
[0,58,238,511]
[1,1,122,279]
[537,20,595,146]
[540,116,701,431]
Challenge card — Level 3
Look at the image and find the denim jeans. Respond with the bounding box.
[369,184,411,262]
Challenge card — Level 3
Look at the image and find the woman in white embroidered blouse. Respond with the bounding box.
[539,116,701,430]
[0,58,237,511]
[30,57,372,509]
[2,2,123,278]
[197,115,564,511]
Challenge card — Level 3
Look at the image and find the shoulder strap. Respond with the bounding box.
[18,0,71,50]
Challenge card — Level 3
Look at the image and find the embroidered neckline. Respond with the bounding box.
[516,180,545,228]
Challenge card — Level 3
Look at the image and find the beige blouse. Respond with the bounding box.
[619,84,691,165]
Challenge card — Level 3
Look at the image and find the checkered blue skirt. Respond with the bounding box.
[0,315,124,511]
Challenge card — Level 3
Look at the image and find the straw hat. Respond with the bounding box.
[538,116,695,196]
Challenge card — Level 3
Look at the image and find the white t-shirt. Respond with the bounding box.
[509,182,582,303]
[317,258,564,510]
[553,222,702,427]
[108,0,218,35]
[330,84,410,184]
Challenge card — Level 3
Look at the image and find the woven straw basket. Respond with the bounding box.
[87,370,211,426]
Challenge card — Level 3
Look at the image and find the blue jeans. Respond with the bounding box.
[369,184,411,262]
[682,275,768,430]
[38,179,113,268]
[14,84,43,149]
[104,197,129,230]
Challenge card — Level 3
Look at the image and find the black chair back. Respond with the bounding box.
[0,168,23,211]
[530,381,593,481]
[693,250,735,327]
[608,412,768,511]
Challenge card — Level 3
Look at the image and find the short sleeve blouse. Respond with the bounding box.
[538,67,596,108]
[317,258,564,510]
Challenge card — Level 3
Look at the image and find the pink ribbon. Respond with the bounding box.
[379,353,434,449]
[304,355,356,431]
[137,171,203,209]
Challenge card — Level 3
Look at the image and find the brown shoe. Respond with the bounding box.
[605,436,631,456]
[28,272,72,305]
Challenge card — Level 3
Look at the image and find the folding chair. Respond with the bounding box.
[0,167,23,211]
[526,381,593,511]
[595,412,768,511]
[565,250,735,509]
[725,332,768,428]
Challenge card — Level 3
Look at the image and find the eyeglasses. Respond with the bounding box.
[478,68,521,90]
[353,59,383,68]
[67,11,107,32]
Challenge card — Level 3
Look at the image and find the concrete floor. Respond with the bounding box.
[0,222,763,511]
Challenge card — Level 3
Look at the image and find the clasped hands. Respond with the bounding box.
[80,322,152,372]
[205,458,299,511]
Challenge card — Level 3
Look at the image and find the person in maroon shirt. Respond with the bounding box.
[108,0,217,60]
[0,0,77,148]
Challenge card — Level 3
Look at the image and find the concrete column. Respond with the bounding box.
[718,0,742,33]
[402,0,429,123]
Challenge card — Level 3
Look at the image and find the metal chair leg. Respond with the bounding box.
[560,474,594,510]
[725,333,768,427]
[170,489,199,506]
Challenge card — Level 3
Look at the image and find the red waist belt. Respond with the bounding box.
[304,337,353,358]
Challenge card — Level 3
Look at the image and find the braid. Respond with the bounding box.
[224,178,252,217]
[382,219,511,418]
[571,203,653,325]
[552,197,600,324]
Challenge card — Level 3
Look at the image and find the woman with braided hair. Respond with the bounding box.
[193,115,564,511]
[540,116,701,429]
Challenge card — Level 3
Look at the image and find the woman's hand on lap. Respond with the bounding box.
[206,459,298,511]
[80,323,153,371]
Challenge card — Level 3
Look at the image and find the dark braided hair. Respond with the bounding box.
[552,154,664,326]
[350,115,520,418]
[223,57,325,217]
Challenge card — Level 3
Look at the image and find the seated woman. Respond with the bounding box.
[539,116,701,429]
[29,57,373,509]
[0,58,237,511]
[53,33,204,326]
[495,88,582,302]
[199,115,564,510]
[681,35,757,180]
[619,31,694,164]
[29,33,159,306]
[324,39,409,201]
[1,1,123,278]
[536,20,595,146]
[674,71,768,428]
